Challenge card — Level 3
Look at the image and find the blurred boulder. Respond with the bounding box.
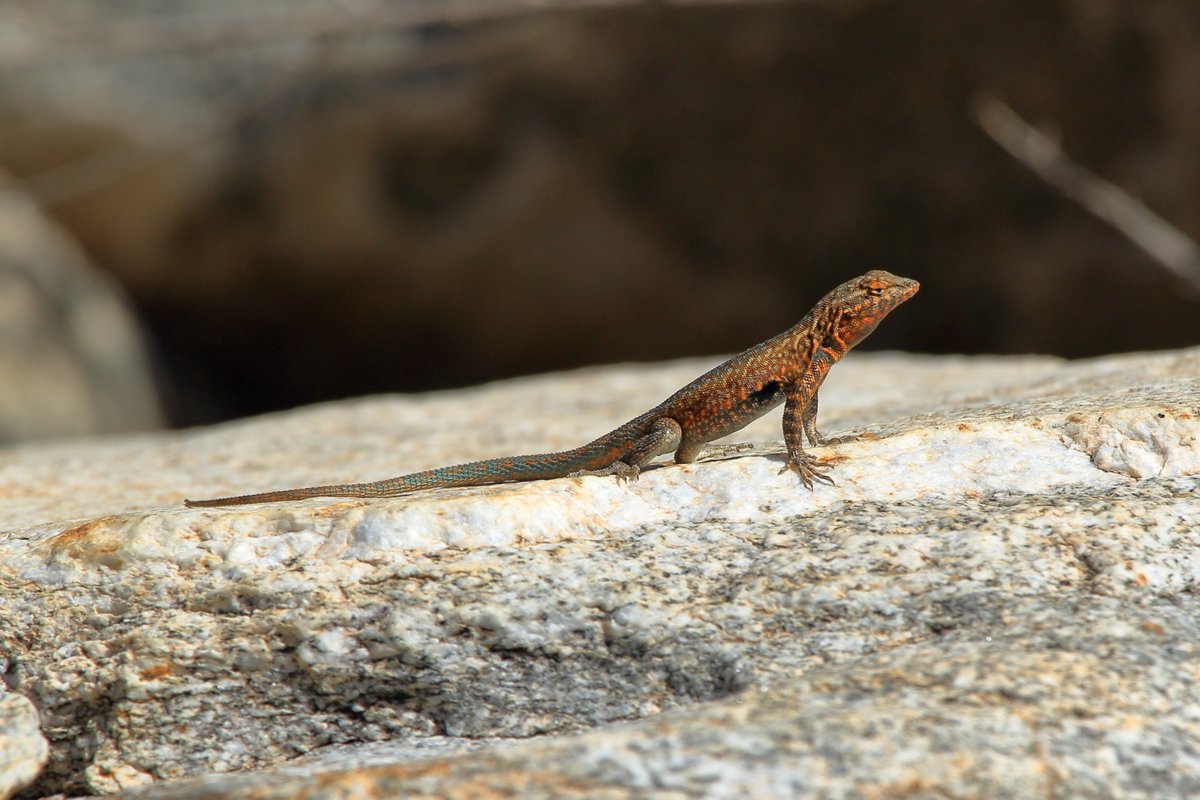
[0,177,162,442]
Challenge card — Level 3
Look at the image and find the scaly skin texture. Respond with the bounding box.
[185,271,918,507]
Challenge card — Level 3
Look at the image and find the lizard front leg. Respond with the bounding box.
[782,381,835,489]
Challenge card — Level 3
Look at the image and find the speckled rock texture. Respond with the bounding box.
[2,349,1199,798]
[0,691,47,800]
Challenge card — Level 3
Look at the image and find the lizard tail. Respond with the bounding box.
[184,483,383,507]
[183,445,618,508]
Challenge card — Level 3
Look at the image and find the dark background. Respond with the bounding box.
[1,0,1197,430]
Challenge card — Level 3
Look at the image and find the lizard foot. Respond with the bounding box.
[780,454,835,490]
[570,462,641,483]
[697,442,756,460]
[816,433,859,446]
[806,429,861,447]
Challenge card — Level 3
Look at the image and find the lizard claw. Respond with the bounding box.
[780,454,835,490]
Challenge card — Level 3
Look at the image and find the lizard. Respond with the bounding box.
[185,270,918,507]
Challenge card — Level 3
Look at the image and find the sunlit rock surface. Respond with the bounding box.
[2,350,1198,797]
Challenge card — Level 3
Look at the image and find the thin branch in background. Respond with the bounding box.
[972,92,1200,295]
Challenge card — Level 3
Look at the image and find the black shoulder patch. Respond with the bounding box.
[749,381,783,405]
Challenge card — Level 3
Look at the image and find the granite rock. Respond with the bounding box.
[1,349,1198,797]
[0,690,47,800]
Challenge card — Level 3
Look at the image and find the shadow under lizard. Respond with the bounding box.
[185,270,918,507]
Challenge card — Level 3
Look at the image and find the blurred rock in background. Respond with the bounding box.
[0,0,1197,432]
[0,173,162,442]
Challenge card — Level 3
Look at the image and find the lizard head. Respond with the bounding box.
[825,270,919,352]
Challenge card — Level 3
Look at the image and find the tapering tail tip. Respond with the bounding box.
[183,485,351,507]
[184,494,264,508]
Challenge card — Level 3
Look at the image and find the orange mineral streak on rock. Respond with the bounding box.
[41,516,128,568]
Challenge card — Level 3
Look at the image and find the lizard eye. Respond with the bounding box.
[865,280,885,296]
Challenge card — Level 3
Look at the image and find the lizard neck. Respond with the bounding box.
[783,301,848,374]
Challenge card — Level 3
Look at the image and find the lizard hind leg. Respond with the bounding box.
[569,417,682,481]
[692,442,756,461]
[802,393,825,446]
[803,393,857,447]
